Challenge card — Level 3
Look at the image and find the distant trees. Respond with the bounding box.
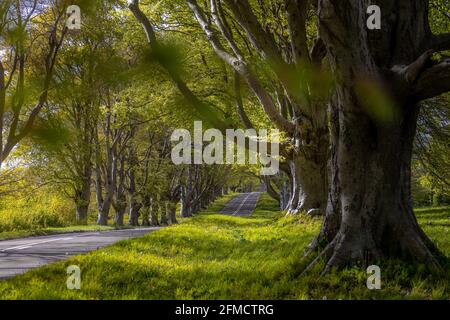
[0,0,242,227]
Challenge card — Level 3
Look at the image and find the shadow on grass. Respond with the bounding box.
[1,195,450,299]
[415,207,450,216]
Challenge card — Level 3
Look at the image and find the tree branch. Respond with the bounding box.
[429,32,450,51]
[310,38,327,65]
[261,176,280,203]
[222,0,309,117]
[128,0,158,46]
[186,0,296,134]
[210,0,243,60]
[128,0,228,131]
[222,0,282,63]
[403,49,434,84]
[233,70,254,130]
[284,0,310,65]
[412,59,450,101]
[2,21,67,162]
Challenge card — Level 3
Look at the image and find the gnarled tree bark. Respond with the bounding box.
[306,0,449,272]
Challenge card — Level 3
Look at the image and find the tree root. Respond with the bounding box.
[298,229,443,277]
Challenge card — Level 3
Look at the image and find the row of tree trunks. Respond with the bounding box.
[92,166,226,227]
[127,0,331,218]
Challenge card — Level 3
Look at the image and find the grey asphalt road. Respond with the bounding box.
[220,192,262,216]
[0,227,160,279]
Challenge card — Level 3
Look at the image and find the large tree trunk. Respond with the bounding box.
[114,207,126,227]
[75,167,91,225]
[166,201,178,224]
[113,182,127,227]
[312,100,440,271]
[127,144,141,226]
[180,194,192,218]
[75,204,89,225]
[280,180,291,211]
[307,0,444,272]
[113,155,127,227]
[180,184,193,218]
[150,199,160,226]
[95,110,115,226]
[160,204,168,225]
[262,176,281,205]
[128,199,141,226]
[97,200,111,226]
[95,163,112,226]
[96,170,113,226]
[141,197,151,227]
[286,131,328,215]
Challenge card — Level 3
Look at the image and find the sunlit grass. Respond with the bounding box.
[0,225,125,241]
[417,206,450,254]
[0,195,449,300]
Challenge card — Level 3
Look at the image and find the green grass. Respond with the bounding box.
[0,194,449,300]
[0,225,126,241]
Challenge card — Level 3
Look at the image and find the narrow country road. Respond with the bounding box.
[220,191,262,216]
[0,227,160,279]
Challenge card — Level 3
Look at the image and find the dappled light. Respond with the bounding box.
[0,0,449,306]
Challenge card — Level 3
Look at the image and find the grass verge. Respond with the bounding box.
[0,194,449,299]
[0,225,131,241]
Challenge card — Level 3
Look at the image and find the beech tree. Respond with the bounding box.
[0,0,66,168]
[43,26,109,224]
[127,0,450,270]
[306,0,450,272]
[128,0,330,215]
[184,0,330,215]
